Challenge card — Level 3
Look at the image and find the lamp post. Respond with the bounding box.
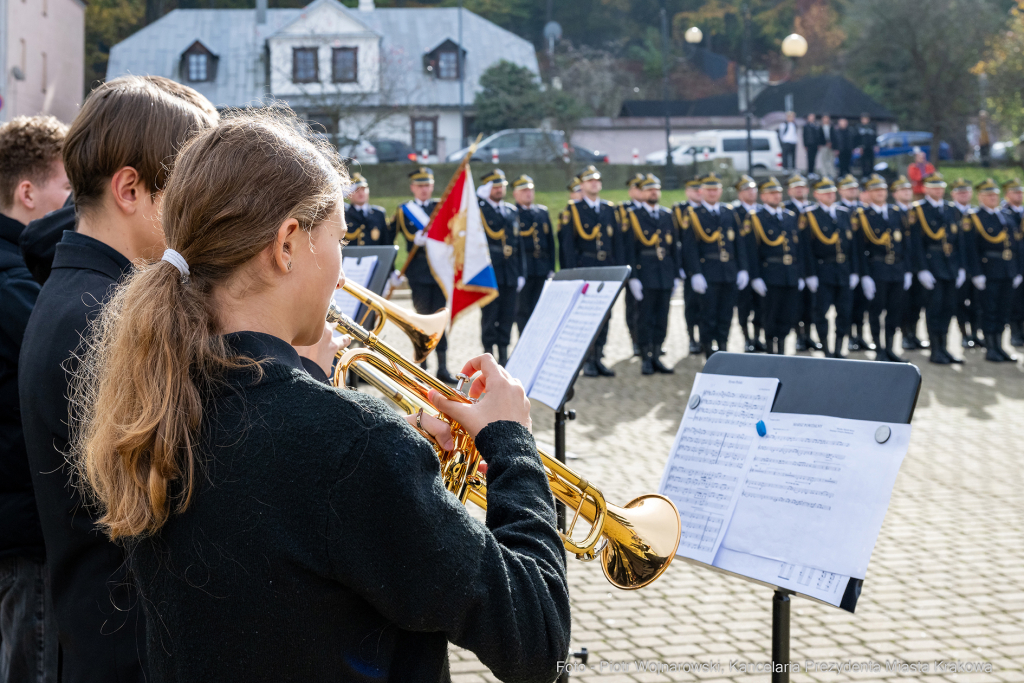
[659,0,677,188]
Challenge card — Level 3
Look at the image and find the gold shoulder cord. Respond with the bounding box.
[396,208,418,242]
[750,212,786,247]
[806,211,839,245]
[674,206,688,230]
[687,206,722,243]
[629,211,660,247]
[915,204,946,241]
[859,209,891,247]
[972,213,1010,262]
[570,202,602,241]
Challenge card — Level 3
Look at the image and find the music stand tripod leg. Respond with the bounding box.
[773,589,792,683]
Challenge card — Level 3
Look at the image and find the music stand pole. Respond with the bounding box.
[553,388,575,532]
[772,589,792,682]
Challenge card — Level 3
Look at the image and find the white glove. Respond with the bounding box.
[917,270,936,290]
[752,278,767,297]
[806,276,819,293]
[547,270,555,279]
[849,273,860,290]
[413,230,428,247]
[516,276,526,292]
[674,278,683,291]
[388,269,404,289]
[903,271,913,291]
[955,268,966,289]
[736,269,749,290]
[798,278,806,292]
[972,275,986,291]
[679,268,686,280]
[628,278,643,301]
[691,273,708,294]
[1015,274,1023,289]
[862,275,876,300]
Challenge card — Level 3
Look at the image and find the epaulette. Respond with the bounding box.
[835,205,850,213]
[784,208,796,217]
[946,201,955,208]
[911,199,925,208]
[805,202,820,212]
[502,201,517,211]
[536,204,548,211]
[888,203,900,211]
[370,204,386,212]
[602,199,615,207]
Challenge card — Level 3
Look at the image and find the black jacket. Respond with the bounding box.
[559,199,621,268]
[344,204,393,246]
[393,200,437,284]
[678,203,745,283]
[856,122,878,151]
[19,231,146,683]
[831,126,857,154]
[0,213,44,561]
[853,205,912,282]
[132,331,571,683]
[517,204,556,277]
[962,208,1021,280]
[802,204,858,287]
[803,122,824,147]
[623,204,681,290]
[19,199,75,284]
[909,200,963,281]
[479,199,525,286]
[746,207,805,286]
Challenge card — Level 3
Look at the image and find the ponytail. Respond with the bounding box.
[72,109,345,539]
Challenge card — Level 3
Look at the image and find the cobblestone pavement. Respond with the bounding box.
[375,289,1024,683]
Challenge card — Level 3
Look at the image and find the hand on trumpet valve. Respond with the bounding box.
[427,354,532,436]
[295,322,350,376]
[404,409,456,451]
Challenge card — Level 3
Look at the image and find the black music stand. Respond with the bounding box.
[700,352,921,683]
[342,245,398,321]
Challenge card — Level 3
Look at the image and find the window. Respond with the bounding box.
[437,51,459,80]
[293,47,319,83]
[723,138,770,152]
[331,47,357,83]
[188,54,208,82]
[487,132,521,150]
[304,113,335,135]
[411,117,438,155]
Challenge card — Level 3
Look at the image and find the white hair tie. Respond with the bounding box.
[161,249,190,281]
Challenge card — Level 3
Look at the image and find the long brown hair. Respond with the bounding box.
[72,110,346,540]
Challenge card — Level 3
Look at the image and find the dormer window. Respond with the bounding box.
[332,47,357,83]
[438,51,458,80]
[179,41,218,83]
[423,39,464,81]
[293,47,319,83]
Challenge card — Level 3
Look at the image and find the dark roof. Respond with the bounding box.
[618,75,895,121]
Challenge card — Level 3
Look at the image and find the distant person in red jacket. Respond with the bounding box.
[907,148,935,200]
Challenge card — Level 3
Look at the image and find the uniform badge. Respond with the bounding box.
[836,252,846,264]
[607,226,614,237]
[885,253,896,265]
[1004,249,1014,261]
[893,231,902,242]
[597,250,608,261]
[909,213,917,225]
[543,224,549,233]
[943,243,954,256]
[951,225,958,234]
[503,244,514,257]
[720,250,730,263]
[727,228,735,241]
[783,254,793,266]
[666,233,673,244]
[371,228,380,241]
[846,230,853,239]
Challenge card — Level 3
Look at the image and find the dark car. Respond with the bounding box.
[447,129,608,164]
[370,138,418,163]
[853,131,951,162]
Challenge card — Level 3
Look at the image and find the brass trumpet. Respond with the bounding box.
[327,284,681,590]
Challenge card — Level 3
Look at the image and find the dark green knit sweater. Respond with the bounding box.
[129,332,570,683]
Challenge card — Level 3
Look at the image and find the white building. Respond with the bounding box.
[106,0,539,161]
[0,0,85,123]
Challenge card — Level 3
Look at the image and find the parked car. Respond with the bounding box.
[370,138,418,163]
[645,130,783,172]
[447,129,608,164]
[336,137,379,164]
[855,131,951,161]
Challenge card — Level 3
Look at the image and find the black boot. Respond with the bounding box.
[688,327,703,355]
[652,345,674,373]
[986,334,1006,362]
[795,332,809,351]
[883,330,908,362]
[582,347,599,376]
[833,335,848,359]
[633,342,642,357]
[998,336,1018,362]
[942,334,963,363]
[497,345,508,367]
[436,351,457,385]
[929,342,951,364]
[641,347,655,375]
[902,329,918,350]
[594,346,615,377]
[959,322,974,348]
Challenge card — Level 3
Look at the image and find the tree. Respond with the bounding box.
[85,0,145,91]
[978,0,1024,141]
[846,0,1004,160]
[473,61,544,133]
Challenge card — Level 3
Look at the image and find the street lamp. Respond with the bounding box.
[781,33,808,59]
[684,27,703,45]
[659,0,677,188]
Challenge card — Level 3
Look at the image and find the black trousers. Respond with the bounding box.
[797,288,814,335]
[410,280,448,353]
[515,275,546,334]
[763,286,800,340]
[699,282,737,350]
[482,285,517,348]
[902,280,927,335]
[838,151,852,176]
[805,144,818,175]
[814,283,853,348]
[851,285,869,337]
[1010,281,1024,326]
[957,280,983,334]
[639,288,672,349]
[868,279,906,346]
[924,279,957,338]
[683,278,701,331]
[860,152,875,177]
[782,142,797,170]
[737,287,761,338]
[983,278,1013,338]
[625,288,640,345]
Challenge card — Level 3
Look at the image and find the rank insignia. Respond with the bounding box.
[847,230,853,239]
[727,229,735,241]
[371,228,380,241]
[894,231,902,242]
[666,233,673,244]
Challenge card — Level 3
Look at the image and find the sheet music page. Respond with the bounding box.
[657,373,780,565]
[528,280,620,410]
[505,280,583,393]
[720,413,910,579]
[332,255,378,335]
[712,547,849,607]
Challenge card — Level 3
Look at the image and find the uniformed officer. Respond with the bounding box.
[561,165,620,376]
[680,173,749,359]
[392,166,454,383]
[1000,178,1024,346]
[513,174,555,335]
[344,173,393,246]
[950,178,983,348]
[558,176,582,270]
[477,168,525,366]
[625,174,682,375]
[785,174,820,351]
[838,173,874,351]
[963,178,1022,362]
[732,174,766,352]
[908,172,966,364]
[854,174,914,362]
[747,177,804,354]
[892,175,930,351]
[674,178,705,354]
[620,173,648,356]
[802,177,858,358]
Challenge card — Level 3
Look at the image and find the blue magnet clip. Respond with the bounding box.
[756,420,767,437]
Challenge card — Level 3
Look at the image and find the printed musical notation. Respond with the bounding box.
[658,373,780,566]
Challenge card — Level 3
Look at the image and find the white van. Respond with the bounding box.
[646,129,783,172]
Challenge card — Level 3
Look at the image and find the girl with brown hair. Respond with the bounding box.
[71,111,570,683]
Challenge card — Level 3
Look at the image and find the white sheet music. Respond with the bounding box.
[658,373,780,565]
[505,280,583,393]
[712,547,849,607]
[332,255,378,334]
[720,413,909,579]
[528,280,620,410]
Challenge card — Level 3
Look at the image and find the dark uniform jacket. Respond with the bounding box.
[962,208,1021,280]
[19,231,146,683]
[344,203,392,246]
[623,204,681,290]
[0,213,44,561]
[909,200,963,281]
[801,204,858,287]
[678,203,745,283]
[854,205,912,282]
[393,200,437,284]
[784,199,811,215]
[831,126,857,154]
[479,199,524,286]
[746,206,805,286]
[560,198,621,268]
[517,204,555,277]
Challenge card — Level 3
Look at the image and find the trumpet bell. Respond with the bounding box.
[602,494,681,590]
[336,281,449,363]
